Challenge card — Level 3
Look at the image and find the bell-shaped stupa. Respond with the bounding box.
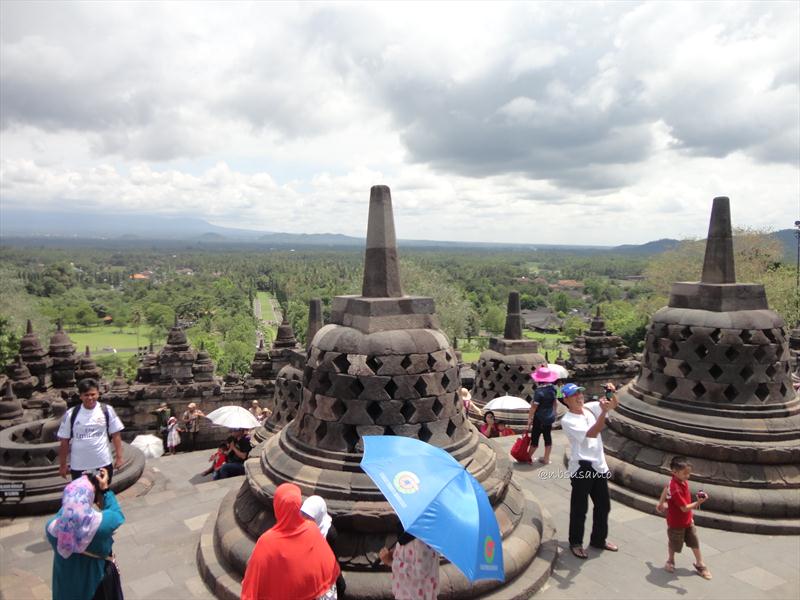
[48,320,77,390]
[605,197,799,534]
[199,186,556,599]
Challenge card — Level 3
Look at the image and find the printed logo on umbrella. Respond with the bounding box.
[483,536,496,564]
[392,470,420,495]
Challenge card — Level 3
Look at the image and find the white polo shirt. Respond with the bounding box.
[57,404,125,470]
[561,401,609,476]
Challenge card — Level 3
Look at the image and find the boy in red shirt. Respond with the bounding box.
[656,456,712,579]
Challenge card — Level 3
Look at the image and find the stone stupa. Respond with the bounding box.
[604,197,799,534]
[469,291,547,431]
[199,186,556,599]
[566,306,640,397]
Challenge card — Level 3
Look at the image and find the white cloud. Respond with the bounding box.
[0,1,797,245]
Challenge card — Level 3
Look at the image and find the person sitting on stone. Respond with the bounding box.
[40,399,68,443]
[241,483,340,600]
[200,441,229,477]
[214,429,252,480]
[481,410,503,438]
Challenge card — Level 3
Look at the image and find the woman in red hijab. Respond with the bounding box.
[241,483,341,600]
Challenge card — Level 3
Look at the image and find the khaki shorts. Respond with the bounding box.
[668,525,699,553]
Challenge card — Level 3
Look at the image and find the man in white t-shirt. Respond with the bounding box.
[58,378,125,483]
[560,381,619,560]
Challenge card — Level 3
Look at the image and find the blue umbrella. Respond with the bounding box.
[360,435,504,583]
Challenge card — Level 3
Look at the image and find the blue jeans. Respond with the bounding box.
[214,462,245,480]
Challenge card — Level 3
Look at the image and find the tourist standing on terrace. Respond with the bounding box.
[58,378,124,483]
[47,468,125,600]
[560,382,619,559]
[526,366,559,465]
[242,483,340,600]
[181,402,205,451]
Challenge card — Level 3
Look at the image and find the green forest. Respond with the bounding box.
[1,228,796,379]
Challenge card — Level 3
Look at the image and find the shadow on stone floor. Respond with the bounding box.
[644,560,690,595]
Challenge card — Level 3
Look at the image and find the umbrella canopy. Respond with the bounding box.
[130,434,164,459]
[360,436,504,583]
[205,405,261,429]
[483,395,530,411]
[547,364,569,379]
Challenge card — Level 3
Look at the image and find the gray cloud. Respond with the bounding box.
[0,1,797,196]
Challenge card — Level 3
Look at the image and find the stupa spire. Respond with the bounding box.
[361,185,402,298]
[306,298,323,349]
[503,291,523,340]
[701,196,736,284]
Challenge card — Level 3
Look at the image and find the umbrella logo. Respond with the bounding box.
[484,536,496,564]
[392,470,420,495]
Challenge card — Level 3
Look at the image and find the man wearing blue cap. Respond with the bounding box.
[560,381,619,559]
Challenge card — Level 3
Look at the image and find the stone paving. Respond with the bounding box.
[1,431,798,600]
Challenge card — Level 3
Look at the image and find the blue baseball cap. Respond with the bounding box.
[561,383,585,398]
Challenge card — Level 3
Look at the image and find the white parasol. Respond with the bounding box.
[205,405,261,429]
[484,395,531,411]
[547,364,570,379]
[130,434,165,459]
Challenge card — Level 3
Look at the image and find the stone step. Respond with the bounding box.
[607,479,800,535]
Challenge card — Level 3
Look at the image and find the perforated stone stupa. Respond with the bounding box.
[199,186,556,600]
[566,307,640,397]
[470,291,547,431]
[604,197,799,534]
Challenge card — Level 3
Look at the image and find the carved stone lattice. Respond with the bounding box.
[604,197,800,534]
[199,186,557,600]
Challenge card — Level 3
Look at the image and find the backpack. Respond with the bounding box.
[69,403,112,441]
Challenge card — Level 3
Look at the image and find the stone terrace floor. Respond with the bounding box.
[1,431,798,600]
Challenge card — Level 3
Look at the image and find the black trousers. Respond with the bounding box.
[569,461,610,547]
[530,419,553,447]
[71,463,114,485]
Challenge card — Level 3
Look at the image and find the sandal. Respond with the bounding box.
[664,560,675,573]
[570,545,588,559]
[538,458,551,464]
[694,563,712,580]
[590,541,619,552]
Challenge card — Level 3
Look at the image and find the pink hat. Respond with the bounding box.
[532,366,559,383]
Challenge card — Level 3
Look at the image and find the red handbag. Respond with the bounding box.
[510,433,532,463]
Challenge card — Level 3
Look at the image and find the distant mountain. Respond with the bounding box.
[773,229,796,261]
[610,238,681,255]
[1,207,794,257]
[0,209,269,239]
[259,232,362,246]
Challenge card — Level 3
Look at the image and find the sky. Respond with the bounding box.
[1,1,798,245]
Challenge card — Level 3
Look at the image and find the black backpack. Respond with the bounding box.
[68,403,113,441]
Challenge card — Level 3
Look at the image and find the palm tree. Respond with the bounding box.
[130,307,144,351]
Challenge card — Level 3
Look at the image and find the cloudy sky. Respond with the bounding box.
[1,1,798,245]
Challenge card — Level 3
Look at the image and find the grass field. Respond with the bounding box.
[256,291,277,323]
[456,331,571,366]
[67,326,155,354]
[461,351,481,363]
